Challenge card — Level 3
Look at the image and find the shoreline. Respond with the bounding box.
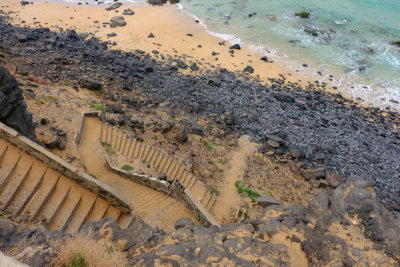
[2,0,379,108]
[4,0,398,111]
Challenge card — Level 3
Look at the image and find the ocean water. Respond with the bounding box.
[179,0,400,107]
[54,0,400,107]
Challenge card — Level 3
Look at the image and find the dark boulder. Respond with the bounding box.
[0,65,36,140]
[123,8,135,15]
[81,79,102,90]
[229,44,241,50]
[110,16,127,28]
[105,2,122,11]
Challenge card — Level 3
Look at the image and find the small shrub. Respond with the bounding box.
[208,159,216,165]
[52,233,128,267]
[89,173,97,179]
[101,141,112,152]
[68,252,86,267]
[210,188,220,196]
[295,11,310,18]
[121,164,134,171]
[38,95,58,104]
[235,181,261,202]
[202,140,213,150]
[89,103,106,113]
[217,157,226,164]
[237,209,250,219]
[63,80,73,86]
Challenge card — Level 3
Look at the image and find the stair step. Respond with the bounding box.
[206,195,217,211]
[0,154,21,191]
[10,165,46,218]
[104,205,121,222]
[0,145,8,164]
[65,194,97,233]
[118,214,135,229]
[47,189,82,231]
[37,178,71,224]
[161,157,173,175]
[155,153,167,172]
[0,159,33,210]
[128,139,137,158]
[122,137,132,156]
[84,197,109,223]
[145,148,155,163]
[165,161,177,179]
[149,151,160,166]
[21,171,60,221]
[117,132,126,152]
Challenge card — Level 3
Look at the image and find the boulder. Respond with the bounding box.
[300,167,326,180]
[257,194,280,208]
[110,16,127,28]
[0,65,36,140]
[229,44,241,50]
[123,8,135,15]
[244,65,254,73]
[148,0,167,5]
[105,2,122,11]
[81,79,102,90]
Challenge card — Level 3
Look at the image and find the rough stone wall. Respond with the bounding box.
[0,65,36,140]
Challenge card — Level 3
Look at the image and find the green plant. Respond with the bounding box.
[235,181,261,202]
[210,188,220,196]
[208,160,216,165]
[101,141,112,152]
[89,173,97,179]
[104,242,115,254]
[89,103,106,113]
[238,209,250,219]
[68,252,86,267]
[267,190,275,198]
[295,11,310,18]
[63,80,72,86]
[121,164,134,171]
[202,140,214,150]
[217,157,226,164]
[255,154,264,162]
[211,123,217,129]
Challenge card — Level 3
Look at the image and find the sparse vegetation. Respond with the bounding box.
[217,157,226,164]
[235,181,261,202]
[89,173,97,179]
[255,154,264,162]
[210,188,220,196]
[208,159,216,165]
[63,80,73,86]
[52,233,128,267]
[68,252,86,267]
[295,11,310,18]
[202,140,214,150]
[37,95,58,104]
[101,141,113,152]
[238,209,250,219]
[89,102,106,113]
[121,164,134,171]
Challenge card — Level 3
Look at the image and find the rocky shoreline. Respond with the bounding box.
[0,14,399,212]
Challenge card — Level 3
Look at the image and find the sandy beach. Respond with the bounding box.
[2,0,325,88]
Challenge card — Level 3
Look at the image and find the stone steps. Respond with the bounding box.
[100,122,218,213]
[0,139,132,232]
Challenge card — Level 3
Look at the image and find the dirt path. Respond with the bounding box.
[78,117,198,231]
[213,136,258,224]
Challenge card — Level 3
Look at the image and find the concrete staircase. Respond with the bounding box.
[100,122,217,212]
[0,139,134,232]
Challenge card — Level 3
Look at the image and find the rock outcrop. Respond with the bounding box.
[1,180,399,266]
[0,65,36,140]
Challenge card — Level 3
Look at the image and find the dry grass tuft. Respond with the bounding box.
[51,233,128,267]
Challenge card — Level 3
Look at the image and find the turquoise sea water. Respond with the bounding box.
[58,0,400,107]
[179,0,400,107]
